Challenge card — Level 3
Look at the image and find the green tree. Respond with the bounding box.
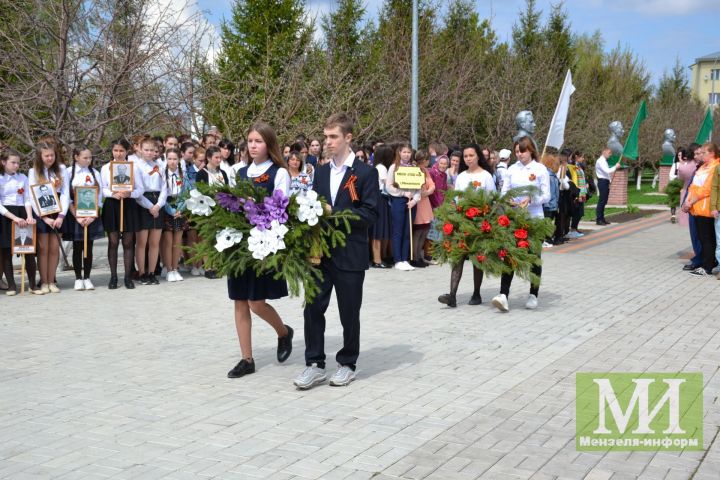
[512,0,542,60]
[656,57,690,105]
[543,2,573,74]
[321,0,366,66]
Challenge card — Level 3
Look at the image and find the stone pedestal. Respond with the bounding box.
[608,168,628,206]
[658,165,671,192]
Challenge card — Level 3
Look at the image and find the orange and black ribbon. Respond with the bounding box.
[254,173,270,184]
[343,174,359,202]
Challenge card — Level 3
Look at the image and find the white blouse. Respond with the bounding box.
[67,165,103,206]
[100,162,145,200]
[501,160,551,219]
[0,173,31,208]
[454,170,496,193]
[165,167,184,197]
[245,160,290,196]
[28,164,70,216]
[135,160,168,209]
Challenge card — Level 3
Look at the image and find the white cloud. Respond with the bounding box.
[593,0,719,15]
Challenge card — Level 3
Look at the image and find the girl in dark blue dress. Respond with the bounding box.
[226,122,294,378]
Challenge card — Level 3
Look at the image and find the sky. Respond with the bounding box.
[193,0,720,86]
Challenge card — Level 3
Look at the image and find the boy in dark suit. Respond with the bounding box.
[294,113,379,389]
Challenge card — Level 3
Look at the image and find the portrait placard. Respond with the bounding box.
[75,186,99,218]
[11,222,36,255]
[31,182,62,216]
[110,161,133,192]
[395,166,425,189]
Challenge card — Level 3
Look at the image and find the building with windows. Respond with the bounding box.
[690,51,720,106]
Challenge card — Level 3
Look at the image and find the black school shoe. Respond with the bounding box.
[124,278,135,289]
[108,276,118,289]
[277,325,294,363]
[139,274,150,285]
[438,293,457,308]
[468,294,482,305]
[227,359,255,378]
[148,274,159,285]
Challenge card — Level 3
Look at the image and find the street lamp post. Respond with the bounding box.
[410,0,419,149]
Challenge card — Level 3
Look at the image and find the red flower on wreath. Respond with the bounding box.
[514,228,528,240]
[17,187,24,195]
[464,231,470,236]
[456,205,463,212]
[254,173,270,184]
[529,173,537,181]
[498,215,510,227]
[443,240,452,251]
[465,207,480,219]
[481,220,492,233]
[442,222,454,235]
[498,249,508,260]
[481,205,491,215]
[476,254,486,262]
[517,240,530,249]
[458,240,467,250]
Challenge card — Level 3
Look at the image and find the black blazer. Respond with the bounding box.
[195,169,228,185]
[313,158,379,272]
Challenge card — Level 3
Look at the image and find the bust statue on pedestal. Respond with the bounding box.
[513,110,538,150]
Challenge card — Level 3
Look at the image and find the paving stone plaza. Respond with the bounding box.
[1,215,719,479]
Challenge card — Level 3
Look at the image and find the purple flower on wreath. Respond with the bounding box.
[215,192,244,213]
[243,190,290,230]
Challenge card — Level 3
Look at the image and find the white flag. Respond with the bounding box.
[545,70,576,150]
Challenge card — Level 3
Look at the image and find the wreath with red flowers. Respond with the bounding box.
[432,186,554,284]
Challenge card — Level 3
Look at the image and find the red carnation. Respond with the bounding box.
[456,205,463,212]
[517,240,530,249]
[443,223,454,235]
[465,207,480,219]
[514,228,528,240]
[498,215,510,227]
[458,240,467,250]
[481,220,492,233]
[476,254,486,262]
[498,249,507,260]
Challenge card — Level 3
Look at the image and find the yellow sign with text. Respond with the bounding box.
[395,166,424,189]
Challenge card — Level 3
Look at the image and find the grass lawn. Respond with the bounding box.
[581,207,625,222]
[585,181,667,206]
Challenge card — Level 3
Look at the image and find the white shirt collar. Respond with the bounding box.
[331,151,355,171]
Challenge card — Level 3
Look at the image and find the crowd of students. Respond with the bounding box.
[1,128,604,300]
[670,141,720,278]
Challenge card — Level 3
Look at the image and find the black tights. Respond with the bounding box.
[449,258,484,297]
[1,248,38,290]
[500,264,542,298]
[107,232,135,278]
[73,240,94,280]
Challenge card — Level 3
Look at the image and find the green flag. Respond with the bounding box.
[694,107,713,144]
[608,101,647,168]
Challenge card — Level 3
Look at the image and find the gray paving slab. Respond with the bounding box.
[1,216,719,479]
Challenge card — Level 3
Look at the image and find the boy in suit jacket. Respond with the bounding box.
[294,113,379,389]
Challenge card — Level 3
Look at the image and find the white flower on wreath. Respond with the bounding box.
[247,220,289,260]
[215,227,243,252]
[185,189,215,216]
[295,189,324,226]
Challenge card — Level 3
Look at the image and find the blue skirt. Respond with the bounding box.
[34,213,59,234]
[370,195,391,240]
[62,213,104,242]
[227,269,288,301]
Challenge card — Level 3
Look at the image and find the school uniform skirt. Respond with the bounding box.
[62,213,104,242]
[163,197,189,232]
[34,212,59,234]
[370,194,391,240]
[0,205,27,248]
[227,269,288,301]
[102,197,141,233]
[138,192,166,230]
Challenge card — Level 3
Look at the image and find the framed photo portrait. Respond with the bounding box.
[11,222,36,255]
[75,186,99,218]
[110,161,133,192]
[31,182,62,216]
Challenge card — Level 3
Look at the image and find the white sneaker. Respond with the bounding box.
[293,366,327,390]
[492,294,509,312]
[167,271,177,282]
[329,365,356,386]
[403,261,415,271]
[161,267,168,278]
[191,267,201,276]
[395,262,410,271]
[542,241,553,248]
[198,267,205,276]
[74,279,85,291]
[83,278,94,290]
[174,271,184,282]
[525,294,538,310]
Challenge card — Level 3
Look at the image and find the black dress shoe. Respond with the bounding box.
[227,359,255,378]
[438,293,457,308]
[682,263,698,271]
[371,262,390,269]
[410,260,428,268]
[468,294,482,305]
[108,276,118,290]
[204,270,218,279]
[124,278,135,289]
[149,274,159,285]
[277,325,293,363]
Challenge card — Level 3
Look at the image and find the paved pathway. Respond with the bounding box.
[1,215,719,479]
